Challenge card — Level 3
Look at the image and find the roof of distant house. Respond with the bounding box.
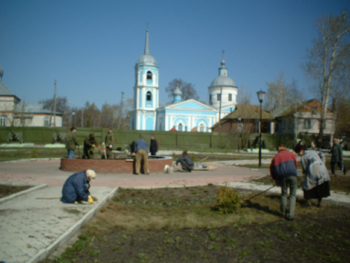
[211,104,273,129]
[15,103,63,116]
[272,99,332,118]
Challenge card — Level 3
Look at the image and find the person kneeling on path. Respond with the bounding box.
[176,151,194,172]
[61,169,96,204]
[270,144,298,221]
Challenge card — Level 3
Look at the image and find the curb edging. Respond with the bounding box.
[28,186,119,263]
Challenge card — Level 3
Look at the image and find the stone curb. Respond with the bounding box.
[27,186,119,263]
[0,184,47,204]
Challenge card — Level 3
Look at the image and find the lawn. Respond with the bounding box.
[41,184,350,263]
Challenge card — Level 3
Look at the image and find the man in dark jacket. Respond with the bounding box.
[150,135,158,156]
[105,128,114,159]
[61,169,96,204]
[65,127,79,159]
[330,138,346,176]
[270,144,298,221]
[83,133,98,159]
[176,151,194,172]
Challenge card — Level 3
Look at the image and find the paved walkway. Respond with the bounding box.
[0,158,349,263]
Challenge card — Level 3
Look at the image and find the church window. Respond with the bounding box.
[209,95,212,104]
[147,71,152,80]
[200,124,204,132]
[146,91,152,101]
[0,115,6,127]
[178,123,183,131]
[217,94,221,101]
[228,94,232,101]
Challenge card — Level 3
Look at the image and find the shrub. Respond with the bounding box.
[30,149,38,158]
[213,184,242,214]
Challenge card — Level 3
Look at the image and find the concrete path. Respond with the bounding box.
[0,158,349,263]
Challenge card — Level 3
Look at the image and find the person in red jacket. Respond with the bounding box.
[270,144,298,221]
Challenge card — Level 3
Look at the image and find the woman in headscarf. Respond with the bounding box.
[294,144,330,207]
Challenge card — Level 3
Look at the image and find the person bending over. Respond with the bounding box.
[61,169,96,204]
[270,144,298,221]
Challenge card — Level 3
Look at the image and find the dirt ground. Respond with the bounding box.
[42,185,350,263]
[0,185,32,198]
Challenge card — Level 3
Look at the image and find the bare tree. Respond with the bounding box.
[303,11,350,139]
[264,72,304,112]
[39,97,71,126]
[237,85,252,105]
[165,78,199,101]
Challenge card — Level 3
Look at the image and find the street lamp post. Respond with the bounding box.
[256,90,266,168]
[238,116,241,153]
[71,112,76,127]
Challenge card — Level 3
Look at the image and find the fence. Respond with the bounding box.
[0,127,302,151]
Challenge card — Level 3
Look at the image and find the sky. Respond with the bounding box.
[0,0,349,110]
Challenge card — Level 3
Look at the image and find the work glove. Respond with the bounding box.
[88,195,94,204]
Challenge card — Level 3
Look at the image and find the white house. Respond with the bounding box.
[0,66,62,127]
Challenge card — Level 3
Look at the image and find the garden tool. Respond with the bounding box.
[242,185,276,206]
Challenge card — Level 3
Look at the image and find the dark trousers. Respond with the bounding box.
[331,161,345,175]
[177,159,192,172]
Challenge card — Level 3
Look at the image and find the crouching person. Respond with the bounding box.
[61,169,96,204]
[176,151,194,172]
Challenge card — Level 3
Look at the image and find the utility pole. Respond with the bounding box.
[53,80,57,127]
[50,80,57,127]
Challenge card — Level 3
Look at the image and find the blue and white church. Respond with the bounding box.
[130,29,238,132]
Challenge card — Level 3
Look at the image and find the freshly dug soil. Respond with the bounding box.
[0,184,32,198]
[42,186,350,263]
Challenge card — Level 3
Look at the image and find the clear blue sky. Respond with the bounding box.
[0,0,349,109]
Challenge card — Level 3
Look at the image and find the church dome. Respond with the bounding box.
[210,75,236,87]
[138,54,157,64]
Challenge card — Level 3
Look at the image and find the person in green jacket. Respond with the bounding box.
[83,133,98,159]
[105,128,114,159]
[66,127,79,159]
[330,138,346,176]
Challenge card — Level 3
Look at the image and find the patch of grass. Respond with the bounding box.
[0,147,67,162]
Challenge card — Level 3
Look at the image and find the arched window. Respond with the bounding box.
[178,123,183,131]
[200,123,204,132]
[146,91,152,101]
[147,71,152,80]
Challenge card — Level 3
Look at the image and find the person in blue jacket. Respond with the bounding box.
[61,169,96,204]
